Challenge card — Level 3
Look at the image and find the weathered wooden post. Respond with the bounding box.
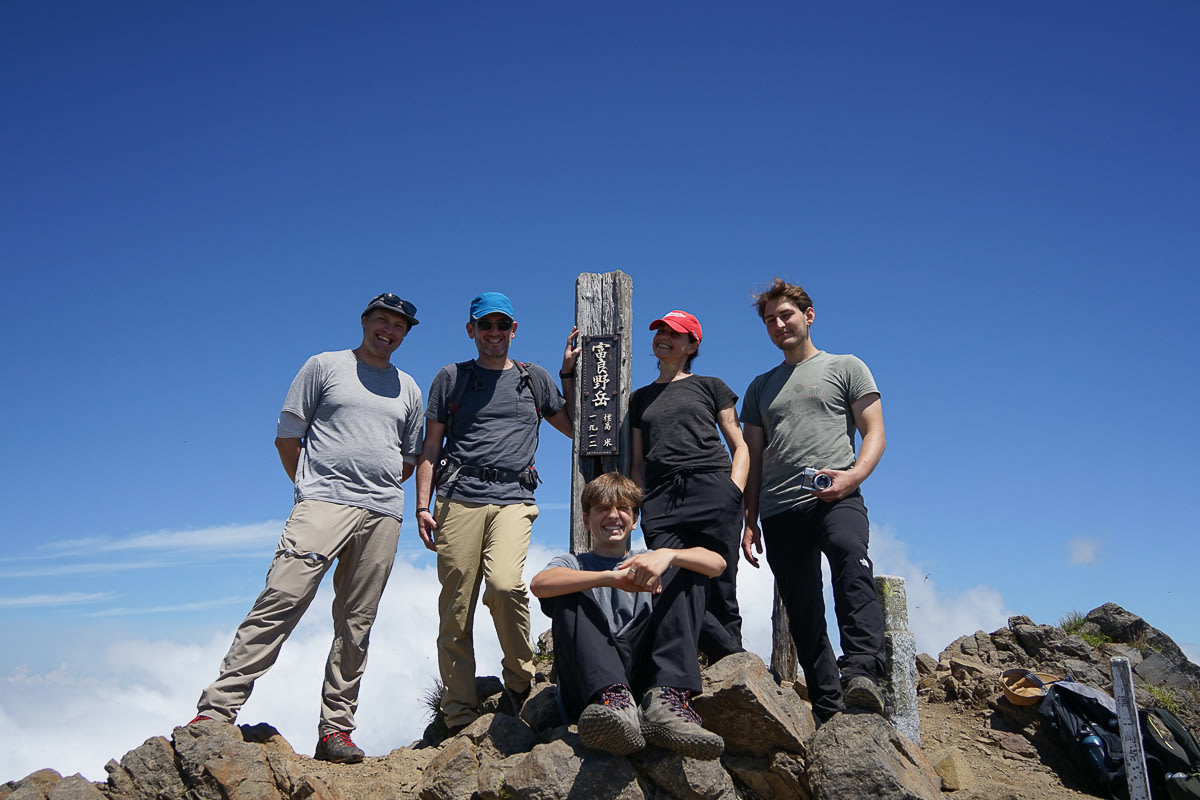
[771,587,798,682]
[570,271,634,553]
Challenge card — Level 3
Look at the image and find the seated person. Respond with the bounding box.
[530,472,726,759]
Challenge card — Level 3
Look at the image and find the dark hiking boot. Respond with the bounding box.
[640,686,724,760]
[502,683,531,716]
[843,676,885,715]
[577,684,645,756]
[314,731,365,764]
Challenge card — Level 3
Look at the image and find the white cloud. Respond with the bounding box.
[40,522,283,555]
[1066,537,1101,566]
[85,597,248,617]
[0,525,1012,784]
[0,592,110,609]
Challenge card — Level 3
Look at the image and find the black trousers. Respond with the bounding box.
[641,470,744,660]
[761,492,886,721]
[540,567,707,724]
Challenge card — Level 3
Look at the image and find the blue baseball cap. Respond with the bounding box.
[470,291,515,320]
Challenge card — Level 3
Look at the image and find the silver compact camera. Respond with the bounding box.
[799,467,833,492]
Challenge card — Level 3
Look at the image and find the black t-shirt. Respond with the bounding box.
[630,374,738,488]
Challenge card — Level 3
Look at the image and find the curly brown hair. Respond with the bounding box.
[754,277,813,319]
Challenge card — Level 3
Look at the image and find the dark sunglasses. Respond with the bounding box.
[370,293,418,319]
[474,318,513,331]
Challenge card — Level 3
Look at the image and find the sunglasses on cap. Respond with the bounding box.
[474,318,514,331]
[369,293,418,319]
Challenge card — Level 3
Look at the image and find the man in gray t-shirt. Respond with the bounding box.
[415,291,579,733]
[193,293,424,765]
[740,278,888,724]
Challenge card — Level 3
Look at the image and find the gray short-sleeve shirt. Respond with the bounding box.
[741,351,879,518]
[544,550,651,637]
[278,350,424,520]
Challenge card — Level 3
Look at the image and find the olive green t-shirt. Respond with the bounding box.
[740,352,879,518]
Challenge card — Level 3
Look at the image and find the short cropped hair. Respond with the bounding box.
[581,472,643,514]
[754,277,813,319]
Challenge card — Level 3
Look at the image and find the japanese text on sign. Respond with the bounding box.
[580,334,621,456]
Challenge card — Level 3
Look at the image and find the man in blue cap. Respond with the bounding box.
[416,292,579,733]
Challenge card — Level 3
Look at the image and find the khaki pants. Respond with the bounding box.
[197,499,401,736]
[434,497,537,727]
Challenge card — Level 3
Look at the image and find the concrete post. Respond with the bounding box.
[875,574,920,745]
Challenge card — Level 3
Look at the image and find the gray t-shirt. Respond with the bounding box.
[741,351,879,518]
[426,360,565,504]
[544,550,651,636]
[277,349,424,521]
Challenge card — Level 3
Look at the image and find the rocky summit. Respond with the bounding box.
[3,602,1196,800]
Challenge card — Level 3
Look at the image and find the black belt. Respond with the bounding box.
[455,464,526,483]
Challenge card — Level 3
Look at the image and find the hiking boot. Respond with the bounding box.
[314,731,365,764]
[577,684,645,756]
[640,687,724,760]
[502,683,531,717]
[843,676,885,715]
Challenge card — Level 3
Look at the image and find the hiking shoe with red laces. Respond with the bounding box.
[314,731,365,764]
[188,715,212,725]
[577,684,645,756]
[640,686,724,760]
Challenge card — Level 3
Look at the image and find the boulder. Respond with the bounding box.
[693,651,814,757]
[806,714,941,800]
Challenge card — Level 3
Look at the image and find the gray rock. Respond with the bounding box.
[724,753,811,800]
[171,720,282,800]
[631,749,738,799]
[807,714,941,800]
[416,736,481,800]
[927,748,976,792]
[1136,651,1197,690]
[45,776,105,800]
[693,651,814,757]
[502,738,644,800]
[104,736,186,800]
[914,653,938,677]
[460,712,536,758]
[6,770,62,800]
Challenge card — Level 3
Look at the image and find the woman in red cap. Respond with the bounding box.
[630,309,748,662]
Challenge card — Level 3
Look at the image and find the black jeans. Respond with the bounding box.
[641,470,745,660]
[540,567,707,724]
[761,492,886,721]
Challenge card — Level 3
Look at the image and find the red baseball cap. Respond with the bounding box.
[649,310,702,343]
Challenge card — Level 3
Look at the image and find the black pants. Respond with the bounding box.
[540,567,707,724]
[761,492,886,721]
[641,470,744,661]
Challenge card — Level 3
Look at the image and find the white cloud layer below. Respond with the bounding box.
[2,527,1012,783]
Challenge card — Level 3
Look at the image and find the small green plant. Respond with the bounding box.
[422,678,446,724]
[533,638,553,665]
[1146,684,1180,714]
[1078,630,1112,648]
[1058,610,1110,647]
[1059,609,1086,633]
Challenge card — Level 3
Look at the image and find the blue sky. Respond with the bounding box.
[3,0,1198,782]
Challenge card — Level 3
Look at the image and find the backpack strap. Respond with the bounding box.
[438,360,549,494]
[513,361,546,421]
[444,360,476,436]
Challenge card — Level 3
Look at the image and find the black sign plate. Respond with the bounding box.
[579,334,620,456]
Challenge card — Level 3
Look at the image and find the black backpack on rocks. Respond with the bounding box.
[1140,707,1200,800]
[1038,682,1127,798]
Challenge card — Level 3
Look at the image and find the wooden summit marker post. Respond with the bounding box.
[569,271,633,554]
